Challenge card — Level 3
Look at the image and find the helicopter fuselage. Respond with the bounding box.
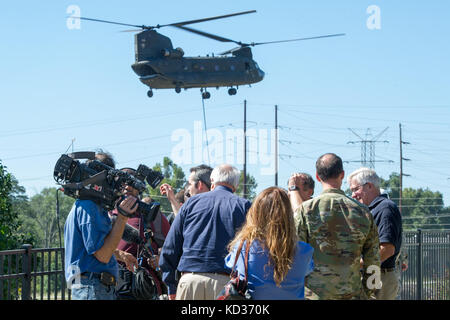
[130,29,264,94]
[131,55,265,89]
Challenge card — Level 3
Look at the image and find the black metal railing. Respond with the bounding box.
[1,229,449,300]
[400,229,450,300]
[0,245,69,300]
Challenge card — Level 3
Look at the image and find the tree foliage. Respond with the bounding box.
[0,161,33,250]
[380,173,448,230]
[18,188,75,248]
[236,172,258,201]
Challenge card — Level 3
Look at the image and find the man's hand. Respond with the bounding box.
[160,183,182,215]
[289,173,306,190]
[117,196,138,217]
[160,183,175,200]
[116,250,138,272]
[288,173,309,211]
[380,243,395,263]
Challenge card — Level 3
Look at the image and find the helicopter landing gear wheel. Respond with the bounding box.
[228,88,237,95]
[202,91,211,99]
[147,89,153,98]
[201,88,211,99]
[175,86,181,93]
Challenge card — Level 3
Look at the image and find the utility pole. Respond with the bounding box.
[399,123,411,214]
[243,100,247,199]
[275,105,278,186]
[347,127,392,168]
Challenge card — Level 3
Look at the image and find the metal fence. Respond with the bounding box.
[400,229,450,300]
[0,245,69,300]
[1,229,449,300]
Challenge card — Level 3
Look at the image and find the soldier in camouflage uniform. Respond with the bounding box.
[294,153,381,300]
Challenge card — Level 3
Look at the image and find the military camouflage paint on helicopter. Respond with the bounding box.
[77,11,344,99]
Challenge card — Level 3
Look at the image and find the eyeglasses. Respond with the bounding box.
[350,183,368,194]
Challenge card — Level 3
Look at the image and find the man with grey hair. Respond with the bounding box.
[159,164,251,300]
[210,164,241,192]
[348,167,402,300]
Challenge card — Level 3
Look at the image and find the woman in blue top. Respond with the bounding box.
[225,187,314,300]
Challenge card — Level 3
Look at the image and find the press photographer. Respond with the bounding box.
[57,151,163,300]
[111,168,170,300]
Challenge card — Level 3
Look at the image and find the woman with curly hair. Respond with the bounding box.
[225,187,314,299]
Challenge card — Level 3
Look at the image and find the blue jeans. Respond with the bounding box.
[71,277,116,300]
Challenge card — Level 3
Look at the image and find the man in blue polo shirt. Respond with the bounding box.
[64,152,139,300]
[159,164,251,300]
[348,167,402,300]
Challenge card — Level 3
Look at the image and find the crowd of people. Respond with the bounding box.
[63,151,403,300]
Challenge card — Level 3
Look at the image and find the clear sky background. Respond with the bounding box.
[1,1,449,208]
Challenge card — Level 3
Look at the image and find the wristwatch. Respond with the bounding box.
[288,185,300,191]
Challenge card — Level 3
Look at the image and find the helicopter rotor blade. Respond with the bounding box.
[250,33,346,46]
[120,29,145,33]
[174,25,244,45]
[74,17,152,29]
[160,10,256,28]
[73,11,256,31]
[217,33,346,55]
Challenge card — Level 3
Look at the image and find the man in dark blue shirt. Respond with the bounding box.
[159,164,251,300]
[348,167,402,300]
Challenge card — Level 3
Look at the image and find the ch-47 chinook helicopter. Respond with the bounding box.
[78,11,344,99]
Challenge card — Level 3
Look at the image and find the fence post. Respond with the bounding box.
[21,244,32,300]
[416,229,422,300]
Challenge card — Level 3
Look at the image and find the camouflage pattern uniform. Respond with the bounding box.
[294,188,380,300]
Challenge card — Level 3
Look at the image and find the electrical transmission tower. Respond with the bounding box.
[347,127,393,168]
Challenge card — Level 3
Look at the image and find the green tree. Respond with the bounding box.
[380,172,446,230]
[19,188,74,248]
[236,172,258,201]
[0,160,14,250]
[0,162,33,250]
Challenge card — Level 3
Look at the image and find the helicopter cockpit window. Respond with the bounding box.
[245,62,250,70]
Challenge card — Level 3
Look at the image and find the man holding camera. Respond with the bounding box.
[112,168,170,300]
[64,152,139,300]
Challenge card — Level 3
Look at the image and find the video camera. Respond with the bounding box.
[53,152,163,221]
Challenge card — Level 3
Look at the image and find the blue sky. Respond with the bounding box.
[1,1,449,214]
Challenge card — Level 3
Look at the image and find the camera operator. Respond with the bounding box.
[112,168,170,300]
[64,151,139,300]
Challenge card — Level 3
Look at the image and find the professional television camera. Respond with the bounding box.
[53,152,163,221]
